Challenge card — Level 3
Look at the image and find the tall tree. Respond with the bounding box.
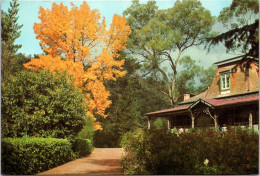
[124,0,214,106]
[24,2,131,129]
[94,56,170,147]
[175,56,217,100]
[1,0,23,81]
[207,0,259,57]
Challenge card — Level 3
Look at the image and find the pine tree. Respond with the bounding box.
[1,0,23,81]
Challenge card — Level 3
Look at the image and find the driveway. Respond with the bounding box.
[39,148,124,175]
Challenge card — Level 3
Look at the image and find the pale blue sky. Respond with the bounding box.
[1,0,235,66]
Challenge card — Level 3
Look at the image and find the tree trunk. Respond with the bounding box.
[190,111,195,128]
[214,112,218,131]
[169,49,182,107]
[249,111,253,129]
[168,117,170,130]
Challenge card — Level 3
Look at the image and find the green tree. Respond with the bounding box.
[1,70,87,138]
[197,65,217,92]
[77,116,95,141]
[93,57,170,147]
[1,0,23,81]
[207,0,258,57]
[124,0,214,106]
[176,56,217,99]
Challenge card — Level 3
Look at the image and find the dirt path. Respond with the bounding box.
[39,148,124,175]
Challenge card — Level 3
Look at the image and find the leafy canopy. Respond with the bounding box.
[207,0,259,57]
[176,56,217,99]
[1,70,87,138]
[24,2,131,128]
[93,56,170,147]
[124,0,214,106]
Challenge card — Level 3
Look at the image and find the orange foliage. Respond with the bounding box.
[24,2,131,130]
[24,55,85,87]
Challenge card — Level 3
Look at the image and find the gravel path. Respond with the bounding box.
[39,148,124,175]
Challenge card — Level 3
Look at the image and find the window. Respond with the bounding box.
[220,72,231,93]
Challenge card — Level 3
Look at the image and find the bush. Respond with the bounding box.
[121,127,259,175]
[78,116,95,141]
[152,118,168,130]
[1,137,76,175]
[1,70,87,138]
[70,138,93,158]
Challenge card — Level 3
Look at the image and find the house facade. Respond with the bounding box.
[145,56,259,131]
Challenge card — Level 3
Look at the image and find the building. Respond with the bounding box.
[145,56,259,131]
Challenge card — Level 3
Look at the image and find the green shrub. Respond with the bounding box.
[70,138,93,158]
[121,129,150,175]
[1,70,86,138]
[121,128,259,175]
[78,116,95,141]
[1,137,76,175]
[152,118,168,130]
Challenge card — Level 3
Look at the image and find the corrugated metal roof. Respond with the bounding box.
[202,95,259,107]
[145,95,259,116]
[145,105,190,116]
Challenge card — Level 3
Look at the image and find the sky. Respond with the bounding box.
[1,0,238,67]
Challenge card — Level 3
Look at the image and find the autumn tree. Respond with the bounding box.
[24,2,131,128]
[124,0,214,107]
[1,0,23,81]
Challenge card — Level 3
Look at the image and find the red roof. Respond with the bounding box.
[145,105,190,116]
[202,95,259,107]
[145,95,259,116]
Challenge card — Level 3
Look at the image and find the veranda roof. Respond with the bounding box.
[145,95,259,117]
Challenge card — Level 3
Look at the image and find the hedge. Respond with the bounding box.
[1,137,76,175]
[121,127,259,175]
[70,138,93,158]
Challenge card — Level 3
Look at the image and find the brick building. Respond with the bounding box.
[145,56,259,131]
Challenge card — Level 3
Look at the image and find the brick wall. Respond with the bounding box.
[206,61,259,98]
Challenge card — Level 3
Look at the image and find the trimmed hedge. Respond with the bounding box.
[71,138,93,158]
[1,137,76,175]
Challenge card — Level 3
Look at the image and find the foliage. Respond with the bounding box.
[124,0,214,106]
[121,129,150,175]
[121,127,258,175]
[1,0,23,81]
[70,138,93,158]
[93,57,170,147]
[78,116,95,141]
[207,0,258,57]
[13,53,32,71]
[24,2,131,125]
[176,56,217,99]
[1,137,76,175]
[197,64,217,92]
[1,70,86,138]
[152,118,168,130]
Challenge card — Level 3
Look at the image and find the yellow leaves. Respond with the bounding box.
[24,55,85,88]
[85,80,111,117]
[27,1,131,130]
[107,14,131,58]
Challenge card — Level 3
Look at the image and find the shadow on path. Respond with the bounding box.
[38,148,124,175]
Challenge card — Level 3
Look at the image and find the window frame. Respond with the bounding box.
[220,71,231,91]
